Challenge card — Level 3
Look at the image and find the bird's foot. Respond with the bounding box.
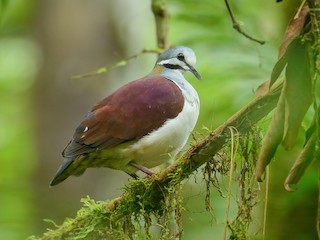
[129,162,154,176]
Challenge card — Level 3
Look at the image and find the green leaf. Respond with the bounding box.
[284,131,316,191]
[282,39,313,149]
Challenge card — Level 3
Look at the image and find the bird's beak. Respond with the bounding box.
[188,65,202,80]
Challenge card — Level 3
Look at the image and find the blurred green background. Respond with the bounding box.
[0,0,318,239]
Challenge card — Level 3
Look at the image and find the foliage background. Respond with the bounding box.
[0,0,317,239]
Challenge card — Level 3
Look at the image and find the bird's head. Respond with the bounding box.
[155,46,201,80]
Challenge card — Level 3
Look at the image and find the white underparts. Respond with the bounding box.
[124,85,199,169]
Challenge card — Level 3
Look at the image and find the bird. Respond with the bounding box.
[50,46,201,186]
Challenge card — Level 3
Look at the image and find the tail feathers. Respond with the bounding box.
[50,157,76,186]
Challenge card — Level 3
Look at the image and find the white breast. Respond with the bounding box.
[125,84,200,168]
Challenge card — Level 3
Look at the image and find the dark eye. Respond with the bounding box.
[177,53,185,61]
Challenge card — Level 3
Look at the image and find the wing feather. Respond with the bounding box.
[63,75,184,158]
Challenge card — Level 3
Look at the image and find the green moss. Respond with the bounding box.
[202,127,262,239]
[30,174,184,240]
[29,126,265,240]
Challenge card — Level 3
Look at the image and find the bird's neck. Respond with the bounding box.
[151,64,199,105]
[152,64,166,74]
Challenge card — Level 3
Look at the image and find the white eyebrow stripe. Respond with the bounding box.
[158,58,184,66]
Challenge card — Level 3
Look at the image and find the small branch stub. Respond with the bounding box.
[152,0,170,50]
[224,0,266,45]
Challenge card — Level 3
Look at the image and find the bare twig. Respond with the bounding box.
[224,127,239,240]
[71,49,162,80]
[71,0,170,81]
[224,0,266,45]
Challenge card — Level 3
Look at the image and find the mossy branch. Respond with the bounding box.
[29,80,282,240]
